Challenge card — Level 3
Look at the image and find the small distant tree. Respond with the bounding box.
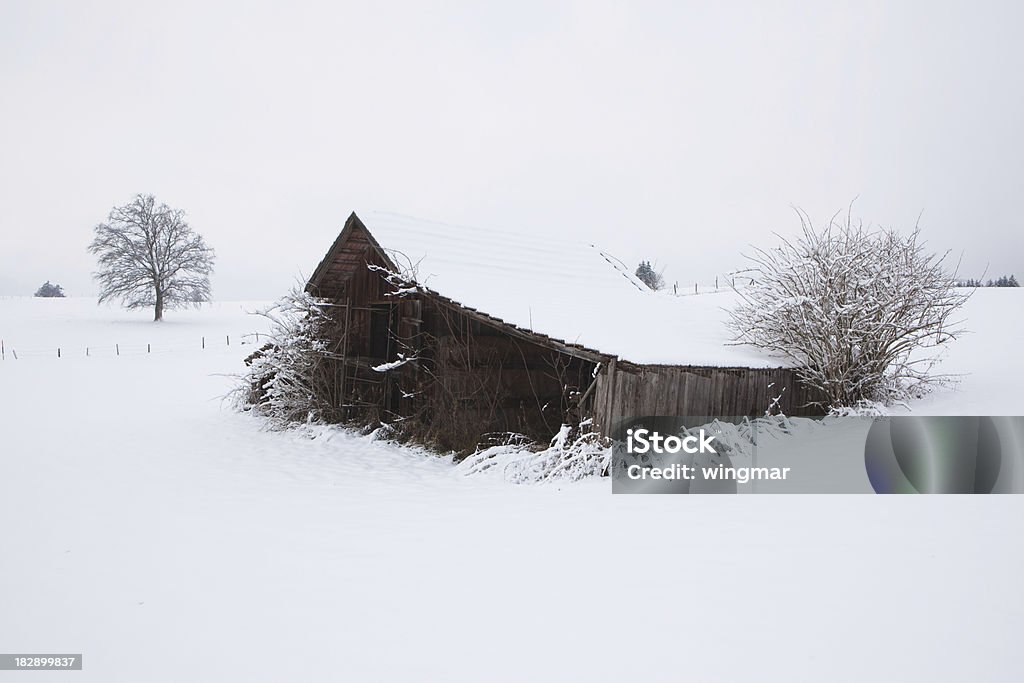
[88,194,215,321]
[730,209,969,409]
[34,281,66,298]
[635,260,665,290]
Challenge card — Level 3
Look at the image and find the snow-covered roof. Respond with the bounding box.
[327,212,788,368]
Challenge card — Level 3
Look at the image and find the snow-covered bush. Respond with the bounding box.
[730,209,969,408]
[458,421,610,483]
[233,286,337,429]
[34,281,65,297]
[635,260,665,291]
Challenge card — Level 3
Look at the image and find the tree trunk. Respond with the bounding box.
[154,290,164,322]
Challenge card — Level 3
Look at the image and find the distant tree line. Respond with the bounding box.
[957,275,1019,287]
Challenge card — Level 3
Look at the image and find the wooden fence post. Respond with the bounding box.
[116,344,120,356]
[603,358,618,436]
[202,336,205,349]
[57,347,61,358]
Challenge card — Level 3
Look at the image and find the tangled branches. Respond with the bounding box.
[730,209,969,408]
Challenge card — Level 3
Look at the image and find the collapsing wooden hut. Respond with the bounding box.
[305,212,818,451]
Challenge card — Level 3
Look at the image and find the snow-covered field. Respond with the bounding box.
[1,296,1022,682]
[903,288,1024,414]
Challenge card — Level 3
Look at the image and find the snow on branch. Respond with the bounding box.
[371,353,417,372]
[458,420,611,483]
[368,249,430,297]
[231,285,339,428]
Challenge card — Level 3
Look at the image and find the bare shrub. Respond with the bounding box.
[729,208,969,408]
[233,286,338,428]
[458,420,610,483]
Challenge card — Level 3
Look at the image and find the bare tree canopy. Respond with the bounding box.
[730,209,969,409]
[89,194,215,321]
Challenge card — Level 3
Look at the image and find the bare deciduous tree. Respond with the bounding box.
[89,194,215,321]
[729,208,969,409]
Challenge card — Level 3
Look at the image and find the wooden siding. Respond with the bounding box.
[592,363,822,434]
[306,216,600,449]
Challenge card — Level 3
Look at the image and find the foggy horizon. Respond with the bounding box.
[2,1,1022,301]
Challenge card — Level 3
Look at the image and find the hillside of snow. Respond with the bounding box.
[900,288,1024,414]
[0,296,1022,682]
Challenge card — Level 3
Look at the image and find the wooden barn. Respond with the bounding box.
[305,212,819,451]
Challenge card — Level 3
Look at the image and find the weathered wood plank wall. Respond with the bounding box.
[591,363,822,433]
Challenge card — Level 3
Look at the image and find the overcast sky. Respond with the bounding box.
[2,1,1022,300]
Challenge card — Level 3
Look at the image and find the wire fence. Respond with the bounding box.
[0,332,270,361]
[665,276,756,296]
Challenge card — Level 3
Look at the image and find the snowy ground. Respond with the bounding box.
[903,288,1024,414]
[1,296,1022,682]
